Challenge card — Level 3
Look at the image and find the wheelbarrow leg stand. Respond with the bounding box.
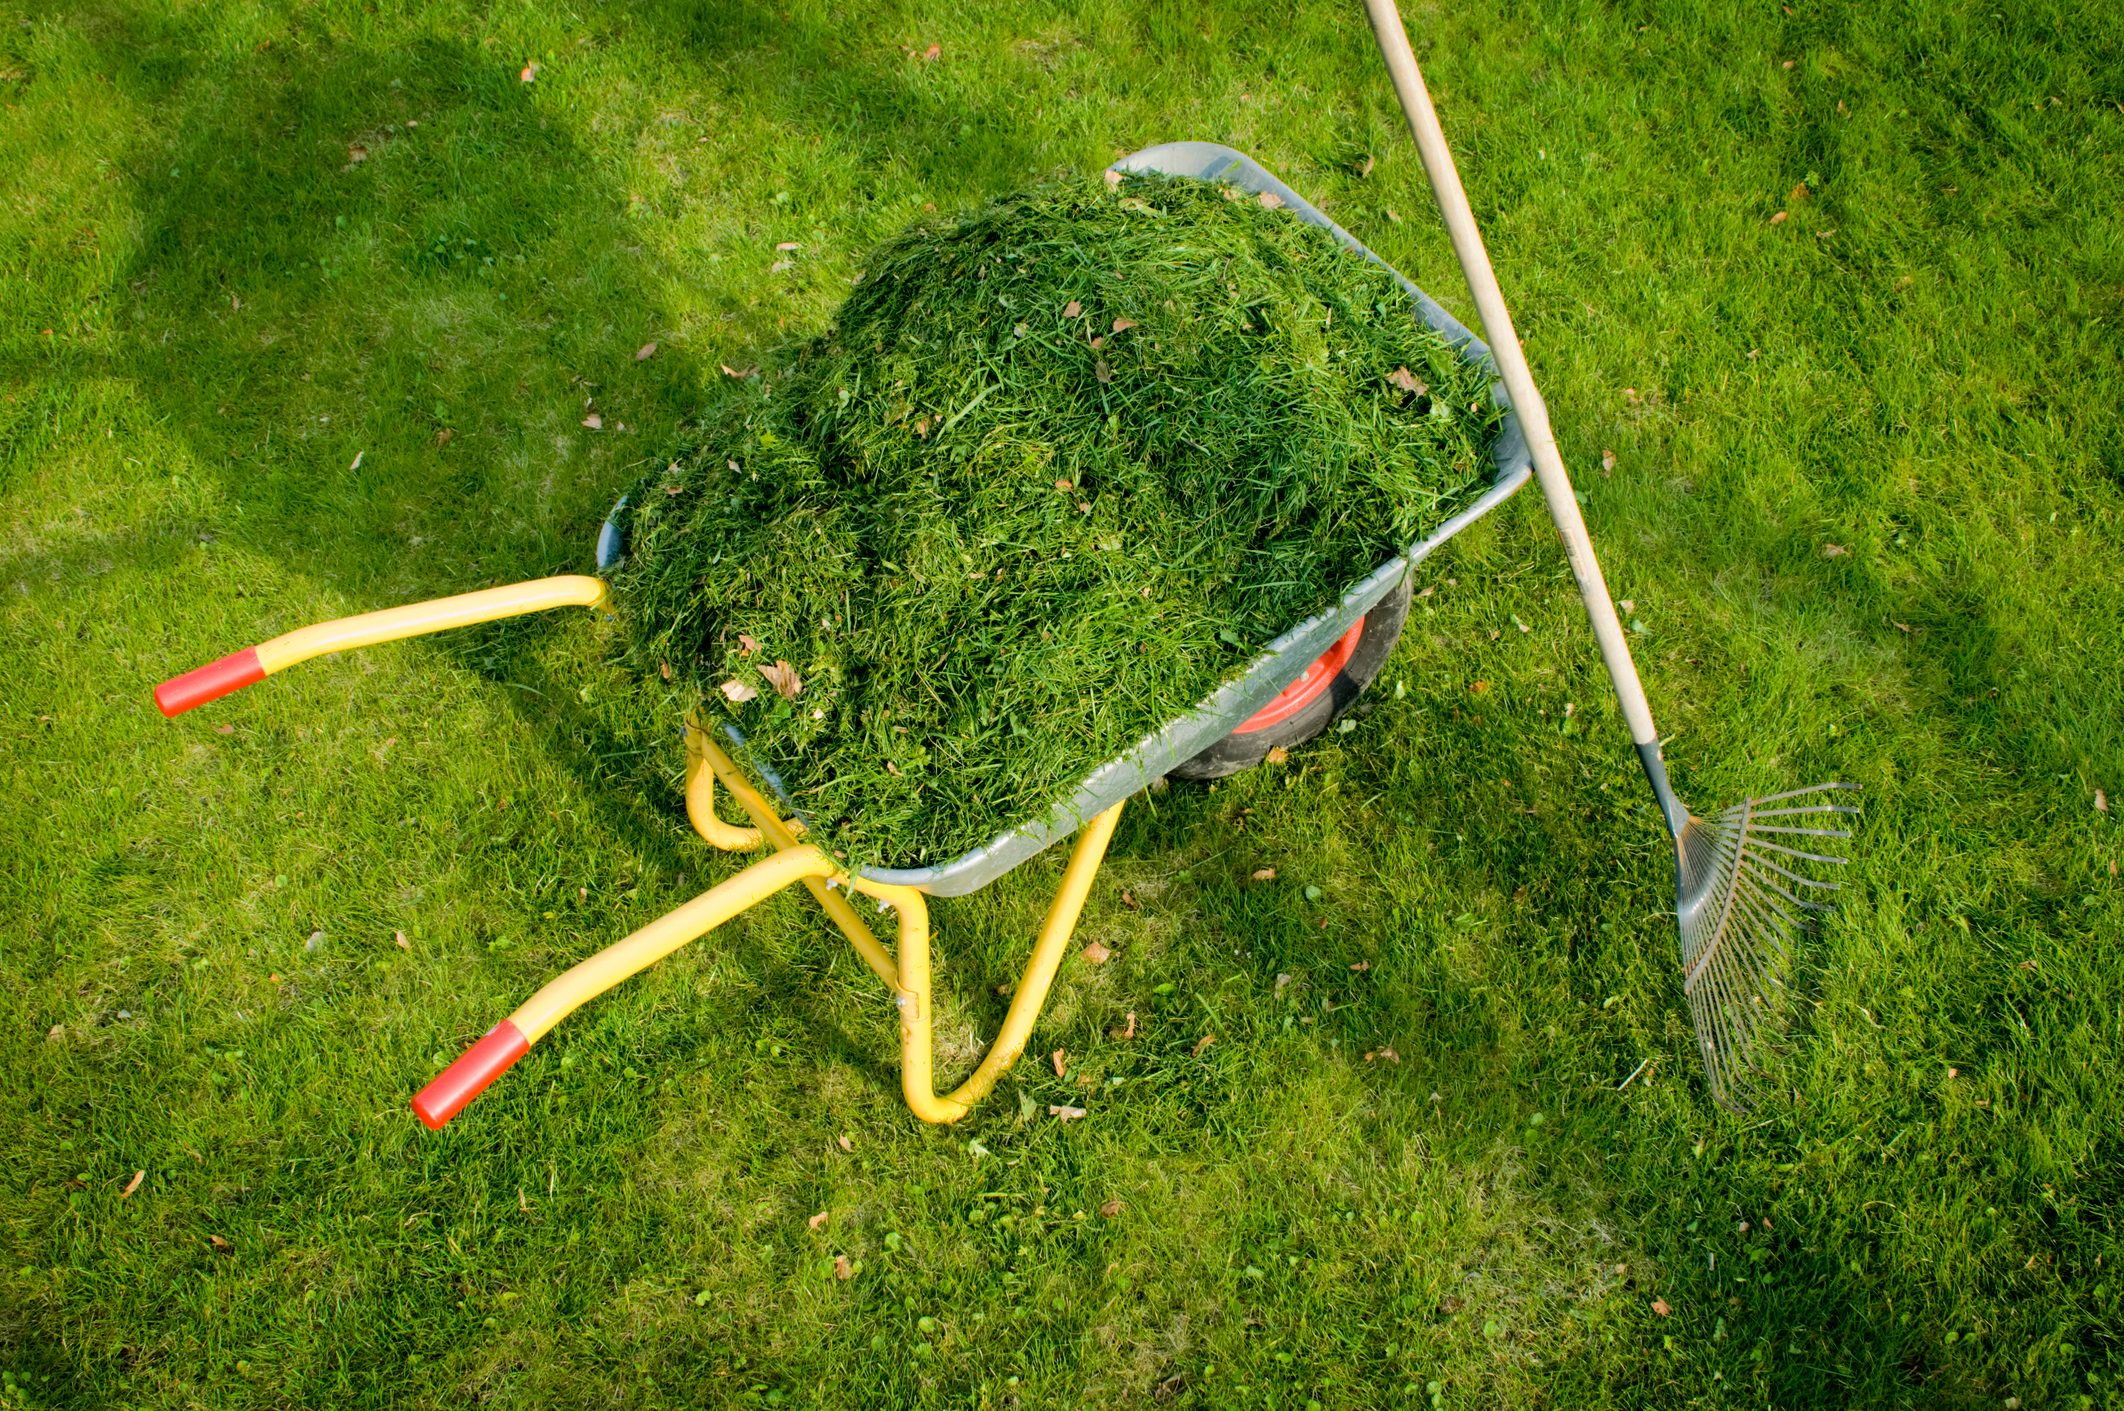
[687,717,1126,1125]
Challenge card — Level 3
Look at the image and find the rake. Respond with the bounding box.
[1364,0,1859,1107]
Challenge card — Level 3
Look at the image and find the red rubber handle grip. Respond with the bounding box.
[155,648,265,717]
[412,1021,530,1129]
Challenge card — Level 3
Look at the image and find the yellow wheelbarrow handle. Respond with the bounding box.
[154,574,610,716]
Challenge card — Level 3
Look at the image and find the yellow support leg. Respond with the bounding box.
[863,799,1126,1125]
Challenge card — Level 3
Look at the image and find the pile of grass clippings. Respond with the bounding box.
[611,172,1502,869]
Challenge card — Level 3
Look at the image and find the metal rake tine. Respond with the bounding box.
[1746,838,1852,866]
[1751,824,1854,839]
[1743,853,1844,891]
[1748,781,1863,806]
[1750,804,1863,819]
[1744,870,1837,913]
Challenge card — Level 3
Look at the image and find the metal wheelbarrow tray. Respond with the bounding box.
[151,143,1532,1126]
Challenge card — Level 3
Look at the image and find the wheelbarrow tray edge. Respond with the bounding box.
[685,142,1535,897]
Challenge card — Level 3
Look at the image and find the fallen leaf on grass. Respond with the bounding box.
[770,258,794,273]
[1080,941,1111,965]
[216,724,235,735]
[208,1235,233,1253]
[1822,542,1849,557]
[1118,889,1139,911]
[1251,867,1276,882]
[1790,181,1811,203]
[1769,211,1789,225]
[1471,680,1491,694]
[1349,960,1371,973]
[720,363,757,379]
[808,1211,829,1231]
[581,412,603,430]
[395,930,409,950]
[1257,190,1284,209]
[1386,366,1427,395]
[2096,789,2108,813]
[833,1254,853,1280]
[921,43,941,61]
[121,1170,144,1198]
[1062,299,1082,319]
[1265,746,1289,765]
[1365,1047,1400,1063]
[1191,1034,1215,1057]
[719,679,758,704]
[659,660,672,680]
[1359,153,1375,178]
[775,241,802,251]
[635,341,658,361]
[349,450,364,471]
[346,143,368,166]
[1601,448,1616,473]
[1104,168,1123,189]
[1099,1198,1124,1218]
[1049,1105,1087,1121]
[1892,621,1914,633]
[737,632,762,657]
[1052,1048,1067,1078]
[434,427,454,447]
[1111,1011,1137,1040]
[1111,317,1137,334]
[519,1188,531,1212]
[760,659,803,700]
[836,1135,853,1152]
[1652,1297,1672,1317]
[1094,358,1112,384]
[520,61,540,83]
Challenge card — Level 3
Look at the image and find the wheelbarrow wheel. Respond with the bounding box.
[1169,574,1414,781]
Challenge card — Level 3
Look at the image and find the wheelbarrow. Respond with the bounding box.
[152,143,1533,1127]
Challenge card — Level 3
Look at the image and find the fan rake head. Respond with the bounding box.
[1674,782,1860,1109]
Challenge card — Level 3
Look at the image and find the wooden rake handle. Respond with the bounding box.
[1362,0,1662,753]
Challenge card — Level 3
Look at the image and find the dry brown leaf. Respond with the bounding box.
[1191,1034,1215,1057]
[519,1187,531,1212]
[1063,299,1082,318]
[1822,542,1849,557]
[1265,746,1289,765]
[1892,621,1914,634]
[1769,210,1789,225]
[636,341,658,361]
[1349,960,1371,973]
[1103,168,1123,189]
[1089,335,1106,351]
[1257,190,1284,209]
[659,660,672,680]
[833,1254,853,1280]
[760,659,803,700]
[520,61,540,83]
[216,723,235,735]
[1359,153,1375,178]
[1081,941,1111,965]
[121,1169,144,1199]
[1049,1104,1087,1121]
[719,679,758,704]
[1099,1198,1124,1218]
[737,632,762,657]
[1251,867,1276,882]
[775,241,802,252]
[346,143,369,165]
[1386,365,1427,395]
[394,930,409,950]
[2097,789,2109,813]
[581,412,603,430]
[922,42,940,61]
[885,760,902,776]
[434,427,455,447]
[1471,680,1490,694]
[1652,1297,1672,1317]
[913,417,930,437]
[1094,358,1112,384]
[1601,448,1617,473]
[808,1211,829,1231]
[208,1235,232,1253]
[1111,1011,1137,1040]
[1119,889,1139,911]
[1790,181,1811,202]
[1111,317,1137,334]
[1052,1048,1067,1078]
[837,1134,854,1152]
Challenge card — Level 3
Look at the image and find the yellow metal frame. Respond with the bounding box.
[525,718,1123,1124]
[159,575,1122,1124]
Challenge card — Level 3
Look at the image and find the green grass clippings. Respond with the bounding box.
[613,173,1499,868]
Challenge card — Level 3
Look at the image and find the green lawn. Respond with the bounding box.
[3,0,2120,1406]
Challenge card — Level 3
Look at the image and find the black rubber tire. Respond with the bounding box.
[1169,574,1413,781]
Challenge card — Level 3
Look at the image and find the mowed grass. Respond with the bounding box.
[1,0,2119,1406]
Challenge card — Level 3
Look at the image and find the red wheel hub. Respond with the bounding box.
[1232,618,1365,735]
